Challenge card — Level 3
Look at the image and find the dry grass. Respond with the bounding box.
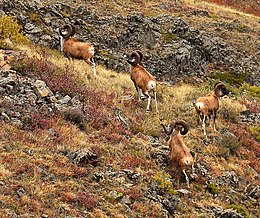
[2,46,259,216]
[184,0,260,19]
[1,0,260,215]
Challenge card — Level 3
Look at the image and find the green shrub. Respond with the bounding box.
[153,172,177,195]
[27,12,42,24]
[247,125,260,141]
[241,84,260,101]
[227,204,250,218]
[206,182,220,195]
[211,71,248,86]
[0,15,28,47]
[162,32,177,43]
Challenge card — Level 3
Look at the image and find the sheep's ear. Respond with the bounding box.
[131,57,136,63]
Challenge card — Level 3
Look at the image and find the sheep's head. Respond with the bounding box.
[161,120,189,136]
[59,24,76,38]
[126,50,143,66]
[214,82,229,97]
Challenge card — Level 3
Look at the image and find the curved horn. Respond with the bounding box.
[214,81,228,97]
[136,50,143,62]
[59,24,76,38]
[174,120,189,135]
[161,123,175,136]
[127,51,141,66]
[214,81,225,90]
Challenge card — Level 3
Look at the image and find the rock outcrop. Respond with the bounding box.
[1,0,259,85]
[0,68,87,130]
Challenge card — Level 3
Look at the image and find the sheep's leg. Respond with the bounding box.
[199,112,203,123]
[202,114,207,137]
[91,60,96,77]
[88,58,97,76]
[192,165,195,174]
[153,90,159,113]
[182,169,190,188]
[213,111,217,132]
[132,82,142,101]
[138,89,145,101]
[140,90,146,101]
[145,92,152,112]
[85,59,96,76]
[92,63,96,76]
[60,36,65,52]
[209,114,213,129]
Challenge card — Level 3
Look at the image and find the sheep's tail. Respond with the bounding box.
[147,80,156,91]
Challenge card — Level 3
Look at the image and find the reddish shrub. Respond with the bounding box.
[205,0,260,16]
[120,154,154,170]
[77,191,97,210]
[24,113,58,131]
[61,192,76,203]
[229,123,260,172]
[125,187,141,201]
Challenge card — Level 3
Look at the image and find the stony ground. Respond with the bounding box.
[0,0,259,217]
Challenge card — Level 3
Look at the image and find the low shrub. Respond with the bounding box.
[206,182,220,195]
[227,204,250,218]
[0,15,28,47]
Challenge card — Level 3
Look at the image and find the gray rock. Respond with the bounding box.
[66,148,98,165]
[33,80,53,98]
[58,95,71,104]
[24,23,42,34]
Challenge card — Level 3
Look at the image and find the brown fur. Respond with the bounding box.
[168,133,194,171]
[194,93,219,118]
[63,38,94,67]
[127,51,158,112]
[161,121,194,187]
[131,64,156,95]
[194,82,229,137]
[60,24,96,75]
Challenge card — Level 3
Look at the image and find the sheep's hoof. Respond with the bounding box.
[203,139,209,146]
[190,173,197,179]
[146,109,150,113]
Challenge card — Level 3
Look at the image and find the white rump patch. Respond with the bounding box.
[147,80,156,91]
[195,102,204,110]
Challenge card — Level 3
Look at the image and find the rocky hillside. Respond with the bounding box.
[0,0,259,217]
[1,0,260,85]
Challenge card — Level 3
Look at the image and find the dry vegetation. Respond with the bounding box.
[0,42,259,217]
[0,0,259,217]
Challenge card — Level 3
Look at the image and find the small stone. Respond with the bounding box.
[33,80,53,98]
